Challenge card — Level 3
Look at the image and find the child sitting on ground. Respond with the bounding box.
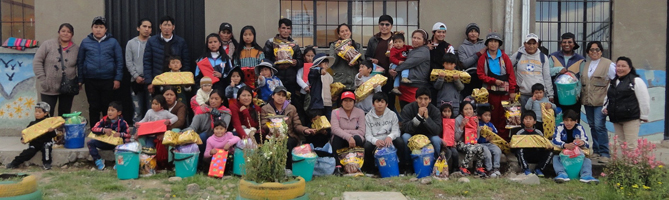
[88,102,131,170]
[355,60,382,113]
[256,59,283,102]
[515,111,553,176]
[477,106,502,178]
[205,120,240,161]
[136,95,178,154]
[524,83,556,130]
[433,53,464,115]
[191,76,214,113]
[389,33,413,95]
[552,110,599,183]
[439,103,459,174]
[454,101,486,177]
[6,102,60,170]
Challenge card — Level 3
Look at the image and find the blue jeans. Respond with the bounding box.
[390,64,410,88]
[131,84,151,124]
[401,133,442,162]
[553,154,592,177]
[481,143,501,171]
[584,105,609,157]
[142,135,156,148]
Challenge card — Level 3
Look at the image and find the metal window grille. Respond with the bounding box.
[0,0,35,42]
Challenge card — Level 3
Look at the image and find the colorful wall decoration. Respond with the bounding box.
[0,53,37,129]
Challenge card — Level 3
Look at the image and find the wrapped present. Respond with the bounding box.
[152,72,195,85]
[503,101,522,129]
[253,98,265,107]
[22,117,65,143]
[541,102,556,139]
[442,118,456,147]
[311,116,331,132]
[510,135,554,149]
[432,153,449,178]
[178,130,203,145]
[265,115,289,137]
[480,126,510,154]
[336,147,365,176]
[136,120,168,136]
[335,39,361,65]
[208,149,229,178]
[408,134,430,151]
[472,88,489,104]
[162,130,179,146]
[273,39,295,65]
[140,154,156,177]
[429,69,471,83]
[88,132,123,146]
[354,74,387,101]
[330,82,346,97]
[464,117,479,145]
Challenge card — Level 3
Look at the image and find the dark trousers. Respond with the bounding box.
[40,93,75,117]
[84,79,114,127]
[11,141,53,166]
[442,147,459,173]
[306,131,331,148]
[535,122,544,132]
[516,148,553,171]
[331,135,364,153]
[362,137,406,173]
[382,78,398,112]
[461,73,482,98]
[87,139,116,161]
[286,137,300,170]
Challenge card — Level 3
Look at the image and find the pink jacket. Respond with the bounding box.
[204,132,240,158]
[330,107,366,141]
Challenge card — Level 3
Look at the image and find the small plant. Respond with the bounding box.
[242,115,289,183]
[603,135,668,198]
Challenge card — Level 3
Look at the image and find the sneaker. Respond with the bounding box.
[534,169,544,177]
[95,159,105,170]
[524,168,532,175]
[579,176,599,184]
[598,156,610,164]
[490,169,501,178]
[43,163,52,170]
[5,163,18,169]
[390,88,402,95]
[400,78,412,84]
[475,167,487,177]
[554,173,570,183]
[459,167,471,176]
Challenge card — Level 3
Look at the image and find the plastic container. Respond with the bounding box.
[292,153,317,182]
[556,82,578,106]
[64,123,86,149]
[555,107,564,126]
[411,153,434,178]
[233,147,246,176]
[174,152,199,178]
[374,148,400,178]
[115,152,140,180]
[559,153,585,179]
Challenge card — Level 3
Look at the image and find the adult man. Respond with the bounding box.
[365,15,397,110]
[549,32,585,119]
[263,18,303,97]
[400,87,442,169]
[510,33,554,110]
[144,15,190,94]
[458,23,486,98]
[126,18,152,123]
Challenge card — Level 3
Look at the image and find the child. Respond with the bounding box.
[433,53,464,116]
[256,59,283,102]
[552,110,598,183]
[454,101,486,176]
[308,53,335,120]
[440,103,459,174]
[389,33,413,94]
[205,121,241,159]
[225,69,247,100]
[196,33,233,92]
[364,92,404,173]
[191,76,213,113]
[355,60,382,113]
[6,102,59,170]
[297,46,316,96]
[88,102,130,170]
[476,106,502,177]
[515,111,553,176]
[233,25,265,89]
[165,56,192,106]
[525,83,556,130]
[137,95,178,154]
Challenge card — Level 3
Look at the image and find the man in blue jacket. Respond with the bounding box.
[143,15,190,94]
[77,16,124,126]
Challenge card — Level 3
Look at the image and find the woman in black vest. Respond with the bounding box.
[602,57,650,149]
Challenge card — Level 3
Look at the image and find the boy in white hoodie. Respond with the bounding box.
[363,92,406,173]
[510,33,554,111]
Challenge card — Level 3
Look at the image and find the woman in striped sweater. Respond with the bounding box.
[233,26,265,90]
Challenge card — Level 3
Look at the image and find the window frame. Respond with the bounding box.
[0,0,35,42]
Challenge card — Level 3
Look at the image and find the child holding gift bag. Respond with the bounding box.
[88,102,130,170]
[205,121,240,160]
[439,103,459,174]
[6,102,60,170]
[433,53,464,116]
[454,101,486,177]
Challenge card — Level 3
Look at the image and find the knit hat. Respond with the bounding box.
[560,32,580,50]
[485,32,503,46]
[432,22,447,31]
[465,23,480,35]
[200,77,213,85]
[35,102,50,114]
[219,22,233,32]
[92,16,106,27]
[378,15,393,25]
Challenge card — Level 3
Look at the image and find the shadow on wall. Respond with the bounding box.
[0,53,37,130]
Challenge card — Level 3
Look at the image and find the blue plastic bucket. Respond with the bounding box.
[556,82,578,106]
[411,153,434,178]
[374,148,400,178]
[560,153,585,179]
[64,123,86,149]
[115,152,140,180]
[292,154,317,182]
[174,152,199,178]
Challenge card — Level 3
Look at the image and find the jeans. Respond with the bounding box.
[87,139,116,161]
[40,93,75,117]
[584,105,610,157]
[401,133,442,161]
[553,153,592,177]
[481,143,501,171]
[390,64,409,88]
[142,135,156,148]
[131,83,151,124]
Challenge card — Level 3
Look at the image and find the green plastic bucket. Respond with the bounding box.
[233,147,247,176]
[560,153,585,179]
[174,152,199,178]
[291,153,317,182]
[115,152,140,180]
[556,82,578,106]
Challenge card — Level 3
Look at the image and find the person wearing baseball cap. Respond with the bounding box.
[429,22,455,71]
[218,22,238,58]
[510,33,554,113]
[548,32,585,123]
[6,102,59,170]
[330,90,367,161]
[458,23,486,98]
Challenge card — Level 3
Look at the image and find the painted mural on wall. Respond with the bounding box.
[0,53,37,129]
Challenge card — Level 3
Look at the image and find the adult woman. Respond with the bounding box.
[330,23,364,89]
[218,22,238,58]
[33,23,79,116]
[394,29,431,107]
[428,22,455,71]
[185,90,232,157]
[579,41,616,161]
[330,91,366,151]
[163,87,188,130]
[458,23,486,97]
[229,86,261,139]
[196,33,234,92]
[603,57,650,149]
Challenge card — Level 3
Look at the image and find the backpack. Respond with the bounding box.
[513,52,546,70]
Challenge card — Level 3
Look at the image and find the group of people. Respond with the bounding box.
[10,14,650,183]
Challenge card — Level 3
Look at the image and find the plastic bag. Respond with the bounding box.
[273,40,295,65]
[412,144,434,156]
[502,101,522,129]
[116,142,140,153]
[140,154,156,177]
[336,147,365,175]
[335,39,361,65]
[178,130,203,145]
[162,130,179,146]
[175,143,200,154]
[313,143,336,176]
[555,72,579,84]
[236,138,257,150]
[408,134,430,151]
[562,147,582,158]
[432,152,449,178]
[292,144,317,158]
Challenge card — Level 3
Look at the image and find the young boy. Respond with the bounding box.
[165,56,192,105]
[389,34,413,94]
[6,102,58,170]
[552,110,599,183]
[191,76,213,113]
[476,106,502,177]
[88,102,130,170]
[363,92,405,173]
[78,16,124,126]
[355,60,383,113]
[307,54,334,120]
[433,53,464,116]
[256,59,283,102]
[515,111,553,176]
[525,83,556,130]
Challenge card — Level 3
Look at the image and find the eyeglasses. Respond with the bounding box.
[589,48,601,52]
[379,23,391,27]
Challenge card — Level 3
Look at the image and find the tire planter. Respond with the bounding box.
[0,174,38,197]
[0,189,41,200]
[238,177,306,200]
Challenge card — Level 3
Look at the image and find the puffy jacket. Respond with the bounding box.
[77,33,123,82]
[394,45,431,89]
[143,34,191,84]
[263,35,302,93]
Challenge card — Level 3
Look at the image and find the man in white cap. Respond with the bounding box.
[510,33,554,112]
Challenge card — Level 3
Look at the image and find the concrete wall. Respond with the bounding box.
[204,0,280,47]
[35,0,105,45]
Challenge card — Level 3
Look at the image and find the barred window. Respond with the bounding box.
[0,0,35,42]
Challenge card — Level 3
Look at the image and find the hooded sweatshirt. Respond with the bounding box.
[365,107,400,144]
[457,39,486,73]
[125,36,149,82]
[510,46,554,97]
[204,132,241,158]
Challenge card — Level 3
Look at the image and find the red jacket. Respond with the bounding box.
[229,101,261,138]
[389,45,413,65]
[476,50,517,93]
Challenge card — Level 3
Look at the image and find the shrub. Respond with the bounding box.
[603,136,668,198]
[242,116,289,183]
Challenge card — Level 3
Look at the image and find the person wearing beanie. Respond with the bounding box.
[458,23,486,98]
[510,33,554,112]
[476,32,517,141]
[219,22,238,58]
[394,29,432,106]
[190,76,214,113]
[548,32,585,122]
[6,102,59,170]
[429,22,455,71]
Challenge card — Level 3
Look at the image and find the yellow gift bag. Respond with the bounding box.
[178,130,203,145]
[162,130,180,146]
[311,116,331,132]
[87,132,123,146]
[541,102,555,139]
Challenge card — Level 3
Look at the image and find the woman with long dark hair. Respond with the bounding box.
[228,86,261,139]
[330,23,364,89]
[233,26,265,89]
[195,33,234,92]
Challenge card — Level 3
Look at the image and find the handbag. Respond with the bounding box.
[58,47,79,95]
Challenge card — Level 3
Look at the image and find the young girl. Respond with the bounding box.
[440,103,459,174]
[225,69,247,103]
[233,26,265,89]
[297,46,316,96]
[454,101,486,177]
[137,95,179,153]
[205,121,241,160]
[196,33,233,92]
